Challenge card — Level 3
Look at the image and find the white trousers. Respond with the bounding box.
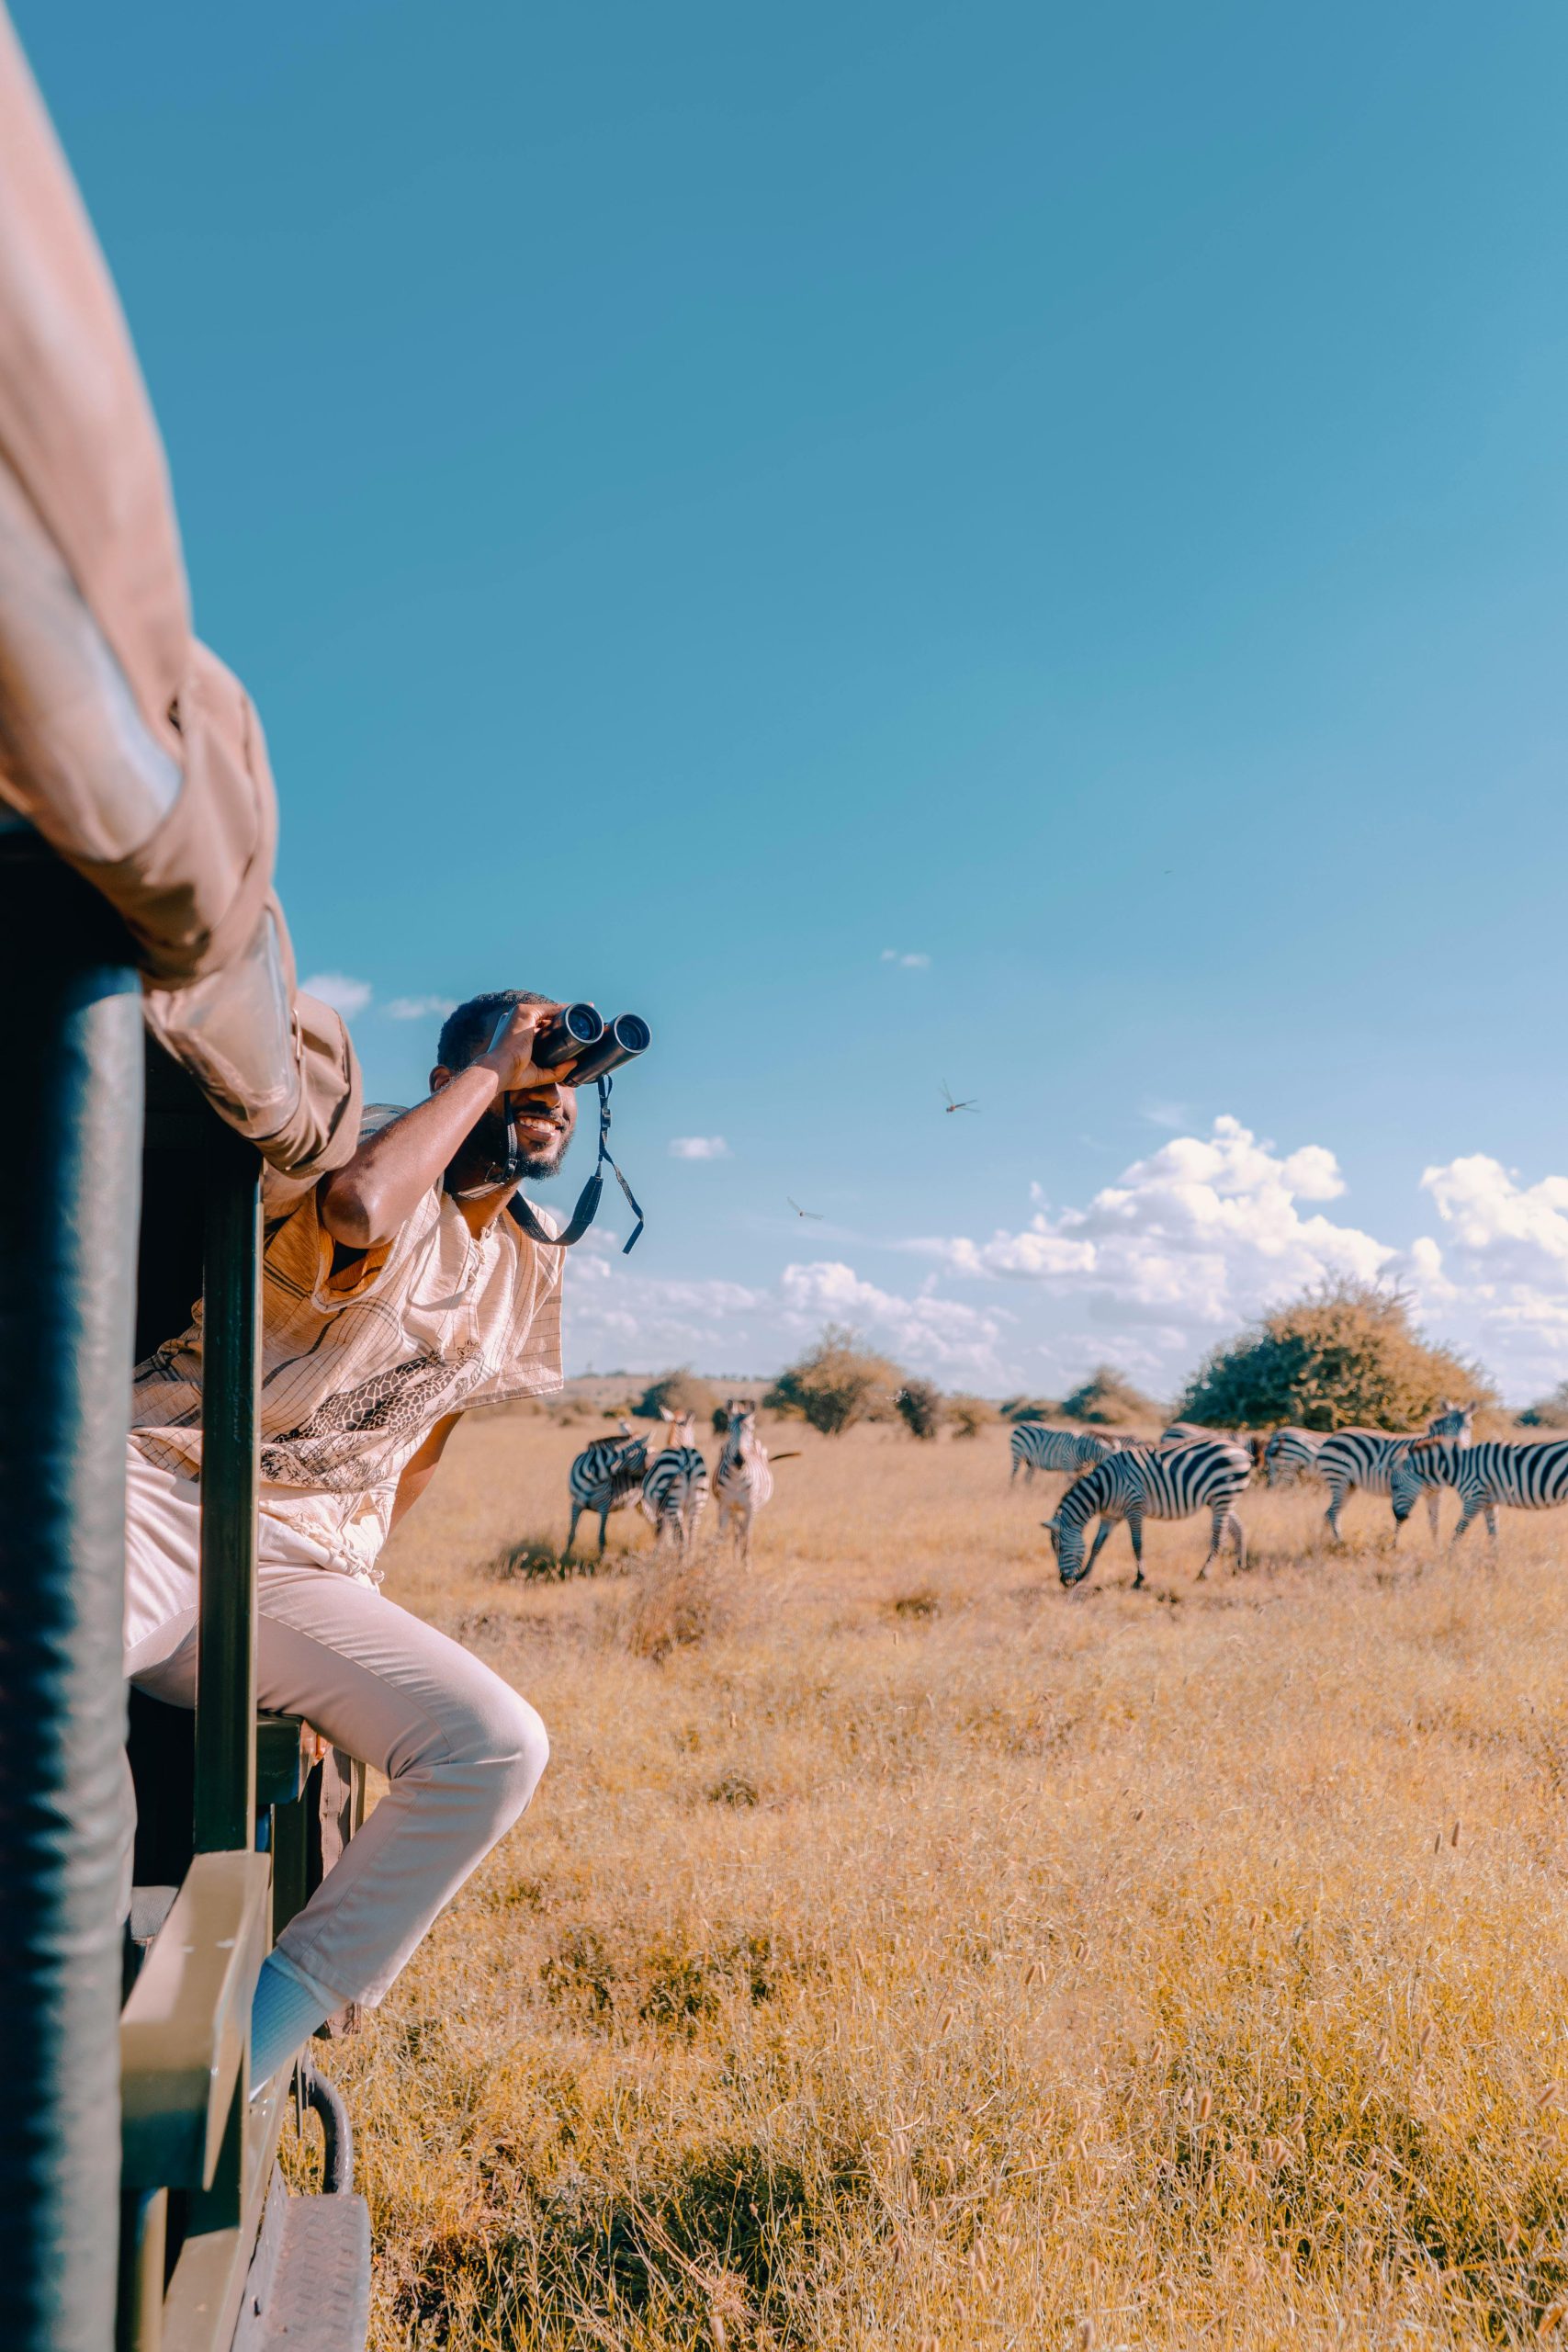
[123,1446,548,2007]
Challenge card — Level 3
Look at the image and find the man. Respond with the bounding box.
[124,991,578,2085]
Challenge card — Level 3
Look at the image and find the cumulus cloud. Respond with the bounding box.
[384,994,457,1021]
[669,1136,730,1160]
[301,971,373,1017]
[1404,1157,1568,1396]
[907,1118,1380,1334]
[880,948,931,968]
[557,1117,1568,1402]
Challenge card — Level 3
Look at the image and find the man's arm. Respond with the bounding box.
[389,1412,462,1532]
[317,1000,570,1250]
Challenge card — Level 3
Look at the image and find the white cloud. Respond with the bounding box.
[301,971,372,1017]
[904,1116,1388,1374]
[384,994,457,1021]
[555,1118,1568,1403]
[1404,1157,1568,1396]
[669,1136,730,1160]
[880,948,931,968]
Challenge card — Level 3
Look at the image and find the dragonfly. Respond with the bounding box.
[942,1081,979,1114]
[787,1196,824,1220]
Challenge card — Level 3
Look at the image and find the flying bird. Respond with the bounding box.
[942,1082,979,1114]
[787,1196,824,1220]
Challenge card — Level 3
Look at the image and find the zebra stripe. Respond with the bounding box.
[1009,1426,1111,1486]
[566,1427,648,1555]
[1316,1405,1473,1538]
[639,1412,710,1555]
[1263,1428,1325,1486]
[714,1398,773,1561]
[1392,1438,1568,1544]
[1047,1439,1251,1589]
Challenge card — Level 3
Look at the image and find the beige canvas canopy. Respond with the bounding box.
[0,6,360,1176]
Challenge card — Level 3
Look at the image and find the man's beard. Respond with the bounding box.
[452,1106,571,1192]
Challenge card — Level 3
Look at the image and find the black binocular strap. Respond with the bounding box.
[510,1076,644,1255]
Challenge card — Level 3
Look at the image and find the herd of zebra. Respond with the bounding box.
[1010,1405,1568,1588]
[565,1400,778,1562]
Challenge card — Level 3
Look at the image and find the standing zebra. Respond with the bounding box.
[565,1421,649,1557]
[713,1397,774,1561]
[639,1409,710,1556]
[1391,1439,1568,1545]
[1263,1428,1325,1486]
[1045,1440,1252,1589]
[1010,1426,1111,1485]
[1317,1405,1473,1539]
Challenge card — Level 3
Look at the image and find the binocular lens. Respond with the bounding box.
[534,1001,605,1068]
[563,1012,652,1085]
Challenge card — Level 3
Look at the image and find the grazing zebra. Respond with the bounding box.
[1046,1440,1252,1589]
[565,1422,649,1556]
[639,1410,710,1555]
[1315,1405,1473,1539]
[714,1397,773,1562]
[1010,1425,1111,1485]
[1391,1439,1568,1545]
[1263,1427,1325,1486]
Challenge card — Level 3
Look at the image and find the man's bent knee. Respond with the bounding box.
[434,1670,548,1828]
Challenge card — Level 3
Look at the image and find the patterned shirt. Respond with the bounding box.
[130,1171,563,1578]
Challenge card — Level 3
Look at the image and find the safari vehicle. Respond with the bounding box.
[1,14,374,2347]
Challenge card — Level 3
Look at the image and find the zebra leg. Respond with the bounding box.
[1198,1502,1224,1579]
[597,1506,611,1556]
[1228,1509,1247,1572]
[1086,1517,1116,1577]
[566,1501,583,1556]
[1425,1487,1439,1541]
[1325,1479,1346,1540]
[1125,1511,1145,1590]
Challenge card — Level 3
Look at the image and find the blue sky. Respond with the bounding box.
[22,2,1568,1398]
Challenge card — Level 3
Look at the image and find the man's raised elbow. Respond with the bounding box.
[317,1172,388,1250]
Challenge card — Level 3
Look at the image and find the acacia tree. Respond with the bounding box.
[765,1325,905,1436]
[1177,1281,1493,1431]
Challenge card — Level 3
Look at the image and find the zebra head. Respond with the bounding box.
[659,1408,697,1449]
[1427,1399,1474,1442]
[724,1397,760,1452]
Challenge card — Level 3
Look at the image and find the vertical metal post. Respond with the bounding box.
[0,832,142,2352]
[194,1125,260,1855]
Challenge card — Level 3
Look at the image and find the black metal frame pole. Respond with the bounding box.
[194,1124,260,1856]
[0,831,143,2352]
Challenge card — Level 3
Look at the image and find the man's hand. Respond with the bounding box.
[473,1000,577,1091]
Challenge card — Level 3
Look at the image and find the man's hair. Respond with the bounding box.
[437,989,552,1071]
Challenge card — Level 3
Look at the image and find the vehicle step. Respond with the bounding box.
[232,2177,370,2351]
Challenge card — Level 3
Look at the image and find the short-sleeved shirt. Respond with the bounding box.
[130,1174,563,1579]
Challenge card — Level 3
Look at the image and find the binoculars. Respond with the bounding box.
[532,1002,651,1085]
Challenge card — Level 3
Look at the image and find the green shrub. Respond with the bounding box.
[895,1380,945,1441]
[1060,1366,1164,1427]
[764,1325,904,1436]
[1177,1280,1494,1431]
[946,1394,997,1439]
[999,1396,1061,1423]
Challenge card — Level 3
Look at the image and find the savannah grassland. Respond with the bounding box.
[297,1407,1568,2349]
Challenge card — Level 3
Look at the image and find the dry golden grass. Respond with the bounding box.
[290,1412,1568,2349]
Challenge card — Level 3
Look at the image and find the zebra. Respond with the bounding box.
[639,1409,709,1555]
[1315,1405,1474,1539]
[1263,1427,1325,1486]
[1391,1439,1568,1546]
[1163,1421,1266,1470]
[714,1397,773,1562]
[565,1420,649,1556]
[1045,1439,1252,1589]
[1010,1425,1111,1486]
